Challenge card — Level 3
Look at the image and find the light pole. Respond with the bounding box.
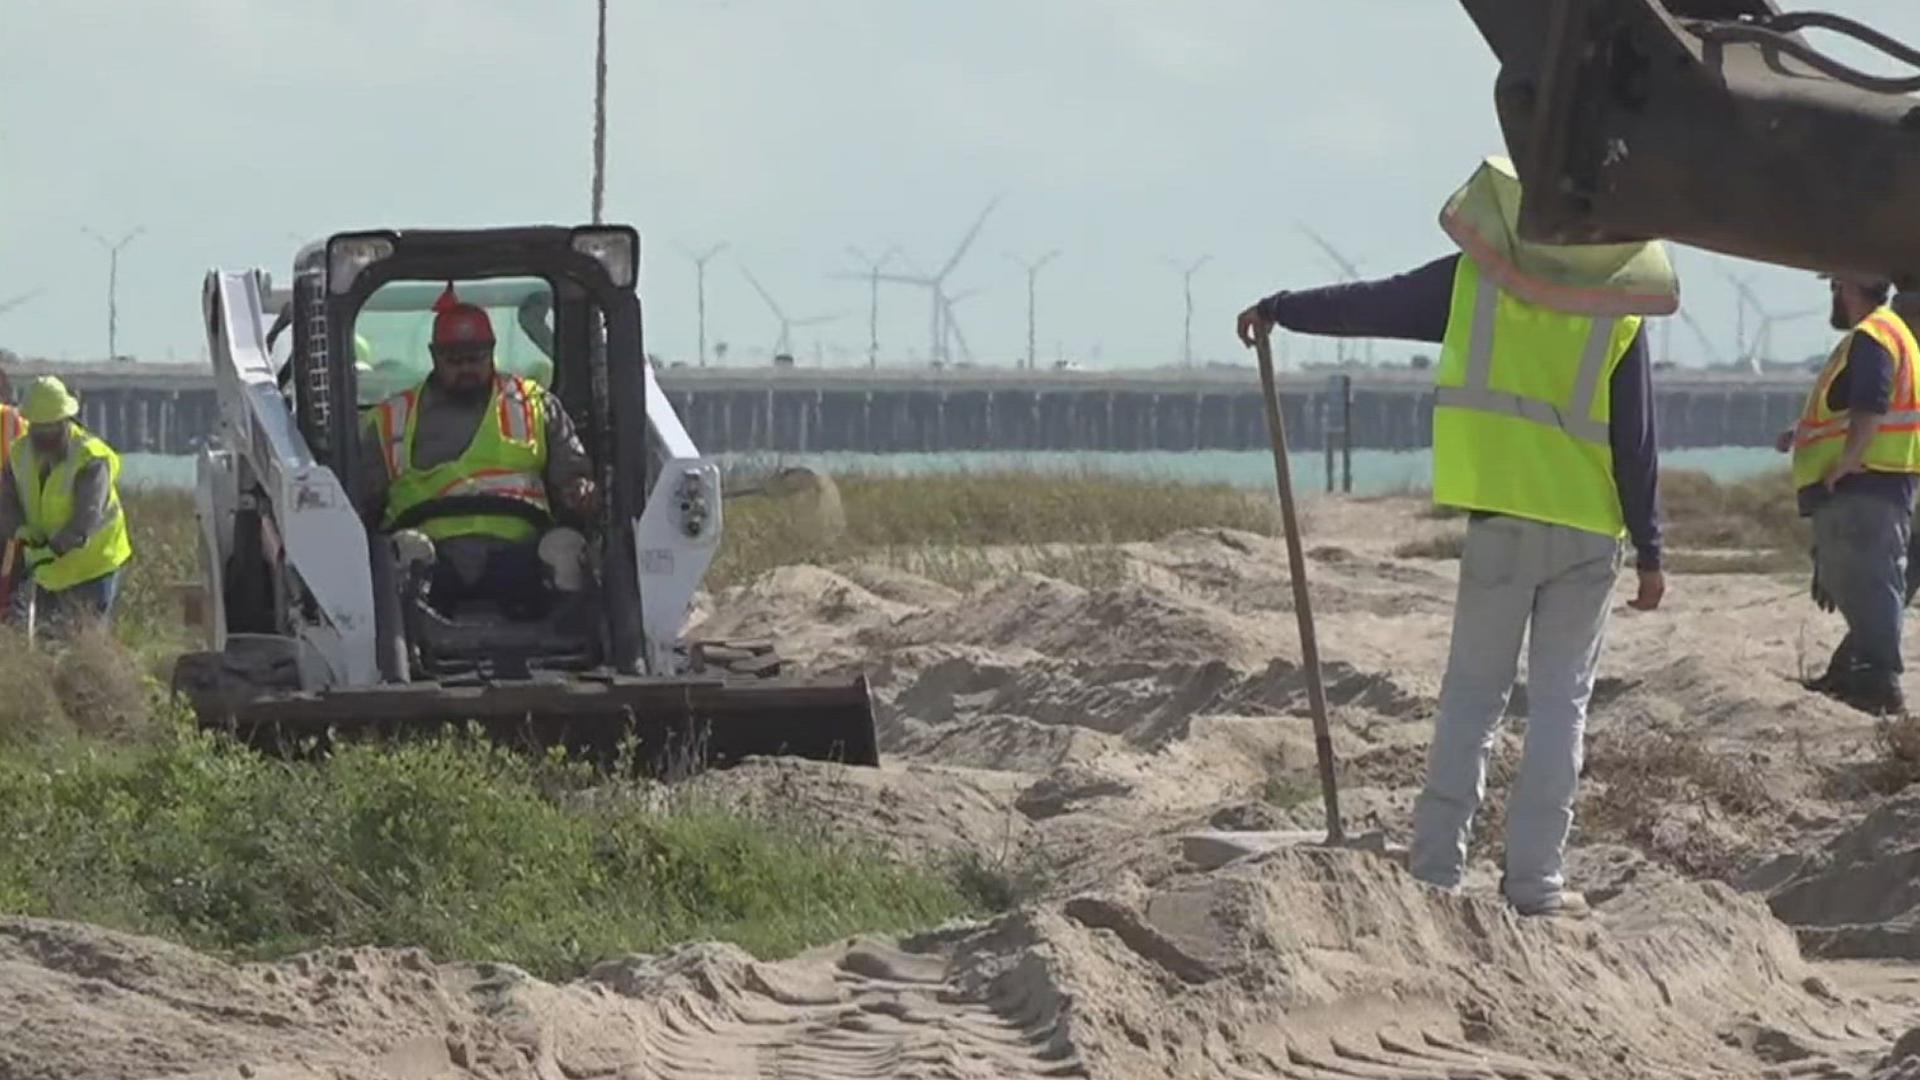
[590,0,608,224]
[1008,249,1061,371]
[82,226,144,361]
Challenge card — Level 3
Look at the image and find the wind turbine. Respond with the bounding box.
[847,197,1001,366]
[1161,254,1211,368]
[844,245,899,368]
[740,264,840,361]
[1676,309,1725,368]
[82,225,145,361]
[1723,271,1819,372]
[680,241,728,366]
[1007,249,1061,371]
[1296,222,1375,366]
[938,288,983,366]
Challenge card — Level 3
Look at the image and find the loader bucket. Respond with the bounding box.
[183,672,881,776]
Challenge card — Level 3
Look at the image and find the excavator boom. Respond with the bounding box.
[1462,0,1920,287]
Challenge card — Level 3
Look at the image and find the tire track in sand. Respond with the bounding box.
[609,940,1086,1079]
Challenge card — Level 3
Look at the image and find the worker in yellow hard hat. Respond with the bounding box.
[0,376,133,632]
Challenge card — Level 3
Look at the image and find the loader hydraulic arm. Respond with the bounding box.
[1460,0,1920,288]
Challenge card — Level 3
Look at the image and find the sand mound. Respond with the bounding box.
[680,755,1033,864]
[883,572,1278,668]
[1747,789,1920,960]
[7,846,1907,1079]
[692,565,919,649]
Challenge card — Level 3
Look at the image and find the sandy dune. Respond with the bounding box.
[9,495,1920,1079]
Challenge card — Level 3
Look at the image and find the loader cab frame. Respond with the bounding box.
[283,226,651,677]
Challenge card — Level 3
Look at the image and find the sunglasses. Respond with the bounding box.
[432,346,493,366]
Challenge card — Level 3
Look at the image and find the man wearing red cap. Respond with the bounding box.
[357,284,597,617]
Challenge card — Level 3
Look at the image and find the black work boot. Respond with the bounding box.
[1804,648,1859,696]
[1837,672,1908,718]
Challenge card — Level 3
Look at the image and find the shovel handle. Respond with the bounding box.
[1254,332,1344,845]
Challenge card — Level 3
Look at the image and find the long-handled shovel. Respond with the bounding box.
[1254,329,1344,845]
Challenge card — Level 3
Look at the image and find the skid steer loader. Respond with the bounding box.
[172,225,879,773]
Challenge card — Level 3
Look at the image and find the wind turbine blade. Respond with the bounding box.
[1678,310,1724,365]
[941,295,976,364]
[938,194,1002,281]
[1037,249,1062,271]
[0,287,45,316]
[739,265,787,322]
[1296,223,1361,280]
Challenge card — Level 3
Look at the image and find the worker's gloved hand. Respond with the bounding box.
[1812,564,1837,612]
[47,527,85,556]
[557,476,599,518]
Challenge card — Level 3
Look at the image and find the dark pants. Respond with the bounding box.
[4,568,122,638]
[1826,518,1920,677]
[425,540,547,620]
[1813,492,1913,691]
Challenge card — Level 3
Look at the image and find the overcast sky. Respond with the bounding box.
[4,0,1918,370]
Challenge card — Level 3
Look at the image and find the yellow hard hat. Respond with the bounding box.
[20,376,79,425]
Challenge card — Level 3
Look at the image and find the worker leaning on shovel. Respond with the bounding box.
[1235,156,1673,919]
[0,376,133,634]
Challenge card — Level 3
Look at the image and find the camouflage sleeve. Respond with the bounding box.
[50,459,109,551]
[542,395,594,491]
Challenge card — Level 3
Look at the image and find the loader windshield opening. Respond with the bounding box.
[350,277,555,406]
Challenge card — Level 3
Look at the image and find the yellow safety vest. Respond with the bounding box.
[1790,306,1920,489]
[1432,255,1642,538]
[0,406,23,475]
[9,426,134,591]
[370,374,551,543]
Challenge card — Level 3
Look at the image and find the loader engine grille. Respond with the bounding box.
[299,274,333,456]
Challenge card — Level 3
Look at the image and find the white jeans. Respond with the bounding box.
[1409,514,1622,910]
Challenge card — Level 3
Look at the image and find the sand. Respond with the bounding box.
[9,495,1920,1079]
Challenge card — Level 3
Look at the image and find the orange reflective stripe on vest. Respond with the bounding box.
[0,407,22,472]
[1790,306,1920,487]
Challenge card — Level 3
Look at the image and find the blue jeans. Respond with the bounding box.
[1812,492,1911,686]
[6,567,122,636]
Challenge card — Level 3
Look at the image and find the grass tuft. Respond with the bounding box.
[711,468,1279,590]
[1394,532,1466,561]
[1658,467,1808,574]
[0,729,977,978]
[1579,730,1781,878]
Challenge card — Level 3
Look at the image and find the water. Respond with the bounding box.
[121,446,1785,496]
